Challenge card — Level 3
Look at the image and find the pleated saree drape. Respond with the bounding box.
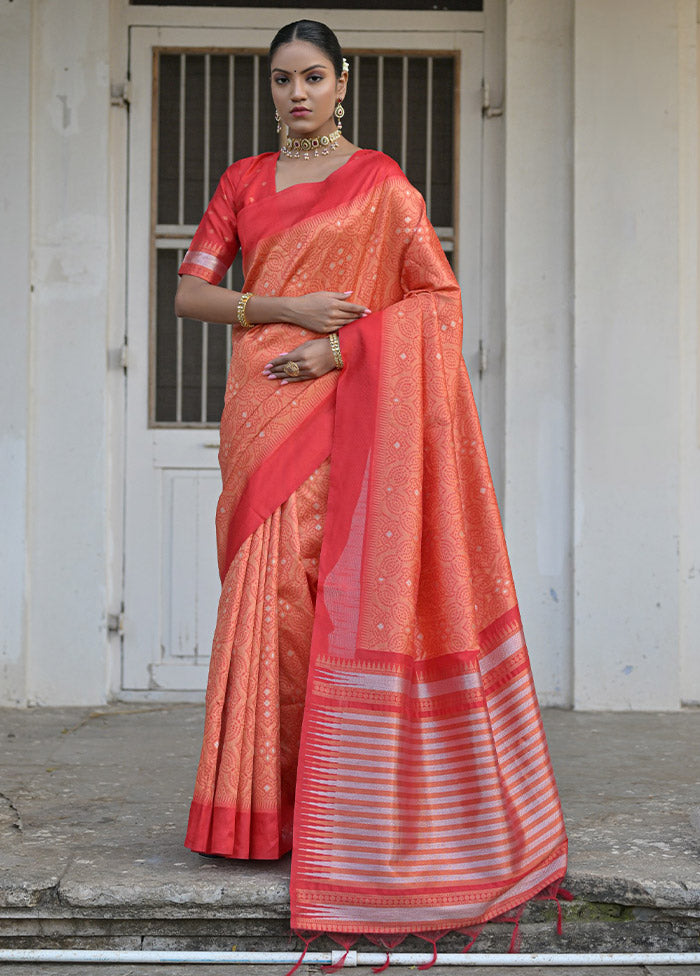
[181,149,568,939]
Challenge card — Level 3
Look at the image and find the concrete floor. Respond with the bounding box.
[2,705,700,910]
[1,705,699,964]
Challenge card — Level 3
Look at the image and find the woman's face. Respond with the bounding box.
[270,40,346,137]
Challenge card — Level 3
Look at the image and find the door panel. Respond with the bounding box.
[123,25,483,692]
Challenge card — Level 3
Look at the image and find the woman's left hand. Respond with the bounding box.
[263,337,338,384]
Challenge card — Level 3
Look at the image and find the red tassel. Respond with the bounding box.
[507,917,521,954]
[500,905,525,954]
[553,885,573,933]
[458,923,483,953]
[284,934,319,976]
[555,886,573,933]
[322,948,350,973]
[372,952,391,973]
[536,884,574,936]
[417,939,438,971]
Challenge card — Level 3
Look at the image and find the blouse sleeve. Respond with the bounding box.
[178,165,240,284]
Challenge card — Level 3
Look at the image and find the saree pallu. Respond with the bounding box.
[183,150,568,939]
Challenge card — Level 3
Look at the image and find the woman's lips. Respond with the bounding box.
[291,108,311,115]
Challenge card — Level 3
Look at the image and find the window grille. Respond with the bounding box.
[152,50,456,425]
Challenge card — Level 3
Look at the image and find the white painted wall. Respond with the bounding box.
[0,2,32,705]
[572,0,690,709]
[1,0,697,709]
[504,0,699,709]
[24,0,112,705]
[504,0,574,707]
[679,16,700,705]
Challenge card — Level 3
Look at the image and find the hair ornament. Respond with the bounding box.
[342,57,350,74]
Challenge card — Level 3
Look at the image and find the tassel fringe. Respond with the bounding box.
[507,915,522,954]
[459,924,484,953]
[289,884,574,971]
[372,953,391,973]
[366,934,405,951]
[322,948,350,973]
[535,882,574,935]
[416,937,438,971]
[284,933,319,976]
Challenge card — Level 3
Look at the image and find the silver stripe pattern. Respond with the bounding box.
[295,623,565,914]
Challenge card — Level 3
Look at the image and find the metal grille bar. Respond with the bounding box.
[156,224,199,238]
[201,54,212,423]
[175,249,184,423]
[352,55,360,146]
[225,265,233,367]
[228,55,234,164]
[376,55,384,152]
[426,56,433,221]
[203,54,210,212]
[200,321,208,422]
[400,57,408,173]
[178,55,186,225]
[252,55,260,156]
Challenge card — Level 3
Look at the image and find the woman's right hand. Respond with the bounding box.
[288,291,370,334]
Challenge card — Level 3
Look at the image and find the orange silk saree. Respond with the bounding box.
[181,149,568,941]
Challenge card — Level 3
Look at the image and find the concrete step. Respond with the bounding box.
[1,896,699,954]
[1,705,699,955]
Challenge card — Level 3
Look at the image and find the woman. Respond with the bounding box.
[176,19,568,952]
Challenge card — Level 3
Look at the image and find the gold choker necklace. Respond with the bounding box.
[282,129,341,160]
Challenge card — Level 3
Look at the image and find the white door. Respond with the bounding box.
[122,23,485,695]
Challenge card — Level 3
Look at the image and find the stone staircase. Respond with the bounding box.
[1,705,699,956]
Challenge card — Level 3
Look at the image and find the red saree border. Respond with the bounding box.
[290,311,382,925]
[237,151,400,269]
[186,801,294,860]
[219,388,336,581]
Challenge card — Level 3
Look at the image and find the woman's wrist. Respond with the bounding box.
[328,332,344,370]
[245,294,297,326]
[236,292,254,328]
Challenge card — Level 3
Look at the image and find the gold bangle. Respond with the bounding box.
[236,292,254,329]
[329,331,344,370]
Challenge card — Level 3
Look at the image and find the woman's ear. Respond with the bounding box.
[336,71,348,101]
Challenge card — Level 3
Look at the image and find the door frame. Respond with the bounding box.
[107,1,505,700]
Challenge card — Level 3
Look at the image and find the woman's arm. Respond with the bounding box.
[174,275,369,333]
[174,274,294,326]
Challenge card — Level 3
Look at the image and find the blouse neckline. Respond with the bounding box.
[272,148,368,196]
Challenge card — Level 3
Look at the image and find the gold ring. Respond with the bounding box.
[283,361,300,377]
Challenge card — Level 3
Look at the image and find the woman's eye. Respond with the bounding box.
[307,74,323,82]
[273,76,288,85]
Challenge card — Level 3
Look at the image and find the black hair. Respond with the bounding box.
[269,20,343,78]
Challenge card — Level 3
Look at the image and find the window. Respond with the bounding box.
[152,50,456,425]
